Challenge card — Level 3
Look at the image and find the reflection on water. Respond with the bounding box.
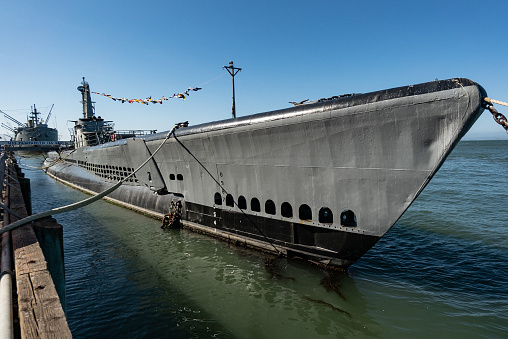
[18,141,508,338]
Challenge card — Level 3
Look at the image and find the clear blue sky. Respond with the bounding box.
[1,0,507,140]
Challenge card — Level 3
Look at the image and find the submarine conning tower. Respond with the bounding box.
[73,77,114,148]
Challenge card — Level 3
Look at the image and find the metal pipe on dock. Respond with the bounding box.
[0,233,14,339]
[0,171,14,339]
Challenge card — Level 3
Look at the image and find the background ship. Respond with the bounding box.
[44,77,486,268]
[2,104,58,142]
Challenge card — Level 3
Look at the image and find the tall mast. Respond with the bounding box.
[223,61,242,118]
[77,77,94,119]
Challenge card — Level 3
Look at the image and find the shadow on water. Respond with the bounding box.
[39,183,379,338]
[107,229,378,337]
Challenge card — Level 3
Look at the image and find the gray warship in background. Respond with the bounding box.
[44,77,486,268]
[2,105,58,142]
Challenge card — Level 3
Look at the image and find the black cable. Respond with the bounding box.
[171,131,284,256]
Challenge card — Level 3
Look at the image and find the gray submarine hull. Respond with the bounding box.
[45,78,486,268]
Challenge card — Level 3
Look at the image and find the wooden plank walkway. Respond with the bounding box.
[3,155,71,338]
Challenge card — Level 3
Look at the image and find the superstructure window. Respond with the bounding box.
[170,174,175,180]
[299,204,312,221]
[319,207,333,224]
[265,200,276,215]
[340,210,357,227]
[281,202,293,218]
[177,174,183,180]
[251,198,261,212]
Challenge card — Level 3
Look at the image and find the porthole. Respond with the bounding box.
[238,196,247,210]
[319,207,333,224]
[265,200,276,215]
[281,202,293,218]
[251,198,261,212]
[226,194,234,207]
[299,204,312,221]
[214,192,222,205]
[340,210,357,227]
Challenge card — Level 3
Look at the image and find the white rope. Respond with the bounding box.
[0,127,177,235]
[484,97,508,107]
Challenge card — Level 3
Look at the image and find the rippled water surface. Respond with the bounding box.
[20,140,508,338]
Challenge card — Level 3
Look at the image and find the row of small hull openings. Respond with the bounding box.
[68,159,140,183]
[67,159,186,185]
[214,192,358,227]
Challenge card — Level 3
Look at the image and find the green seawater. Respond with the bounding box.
[21,140,508,338]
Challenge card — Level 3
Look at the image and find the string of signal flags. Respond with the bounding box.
[91,86,202,105]
[90,72,229,105]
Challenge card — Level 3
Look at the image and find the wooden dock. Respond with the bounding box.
[0,153,71,338]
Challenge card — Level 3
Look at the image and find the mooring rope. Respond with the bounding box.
[484,97,508,107]
[0,125,180,235]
